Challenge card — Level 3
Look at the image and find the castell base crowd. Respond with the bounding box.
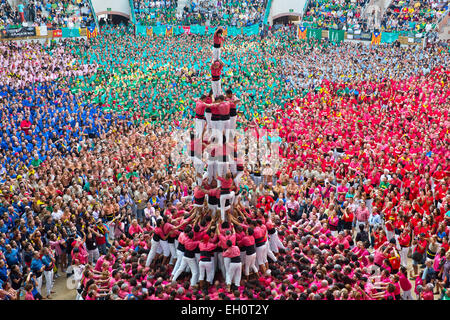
[0,0,448,303]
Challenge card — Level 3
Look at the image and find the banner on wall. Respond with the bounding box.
[380,32,399,43]
[360,32,372,41]
[35,25,48,36]
[131,24,257,38]
[165,26,173,37]
[297,26,307,40]
[307,28,322,40]
[87,26,98,39]
[371,31,381,44]
[208,26,217,35]
[153,25,166,36]
[190,24,199,34]
[1,26,36,38]
[228,26,241,36]
[190,24,206,35]
[243,24,259,36]
[173,26,182,35]
[136,25,147,36]
[328,29,344,43]
[182,26,191,34]
[62,27,80,38]
[53,29,62,37]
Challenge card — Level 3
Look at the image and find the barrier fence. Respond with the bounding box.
[297,26,423,45]
[263,0,273,25]
[0,25,97,40]
[135,23,261,37]
[0,23,424,46]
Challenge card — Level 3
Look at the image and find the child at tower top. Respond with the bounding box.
[213,27,225,61]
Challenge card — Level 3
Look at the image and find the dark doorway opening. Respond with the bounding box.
[99,14,130,26]
[273,15,300,25]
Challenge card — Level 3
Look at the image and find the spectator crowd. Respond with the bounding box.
[382,0,448,32]
[0,0,95,30]
[0,22,448,301]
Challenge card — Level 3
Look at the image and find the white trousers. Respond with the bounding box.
[220,191,235,222]
[106,221,116,241]
[205,112,212,130]
[207,159,218,182]
[88,248,100,265]
[169,242,177,264]
[211,80,222,98]
[221,120,231,142]
[402,290,413,300]
[400,247,409,267]
[230,161,237,176]
[229,116,237,131]
[198,260,215,283]
[240,251,246,264]
[234,172,243,188]
[159,240,171,257]
[256,243,267,266]
[211,124,224,146]
[266,242,277,262]
[44,270,54,296]
[194,118,205,139]
[244,253,258,276]
[210,209,219,218]
[171,249,185,276]
[269,230,285,253]
[217,252,226,279]
[185,257,199,286]
[195,252,201,265]
[193,157,205,176]
[212,47,221,61]
[146,239,161,266]
[224,257,242,287]
[36,274,42,295]
[172,255,199,286]
[217,161,229,179]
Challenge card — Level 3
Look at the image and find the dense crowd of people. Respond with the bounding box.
[381,0,448,32]
[303,0,370,31]
[133,0,266,27]
[178,0,265,26]
[134,0,179,26]
[0,0,95,30]
[0,22,448,301]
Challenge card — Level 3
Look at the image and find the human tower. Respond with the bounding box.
[165,29,281,292]
[189,27,245,224]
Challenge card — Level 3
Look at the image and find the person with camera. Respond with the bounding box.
[411,233,428,279]
[94,219,109,256]
[41,247,56,299]
[30,251,45,296]
[398,227,411,268]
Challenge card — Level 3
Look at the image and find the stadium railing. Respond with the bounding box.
[263,0,273,25]
[129,0,137,26]
[87,0,100,31]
